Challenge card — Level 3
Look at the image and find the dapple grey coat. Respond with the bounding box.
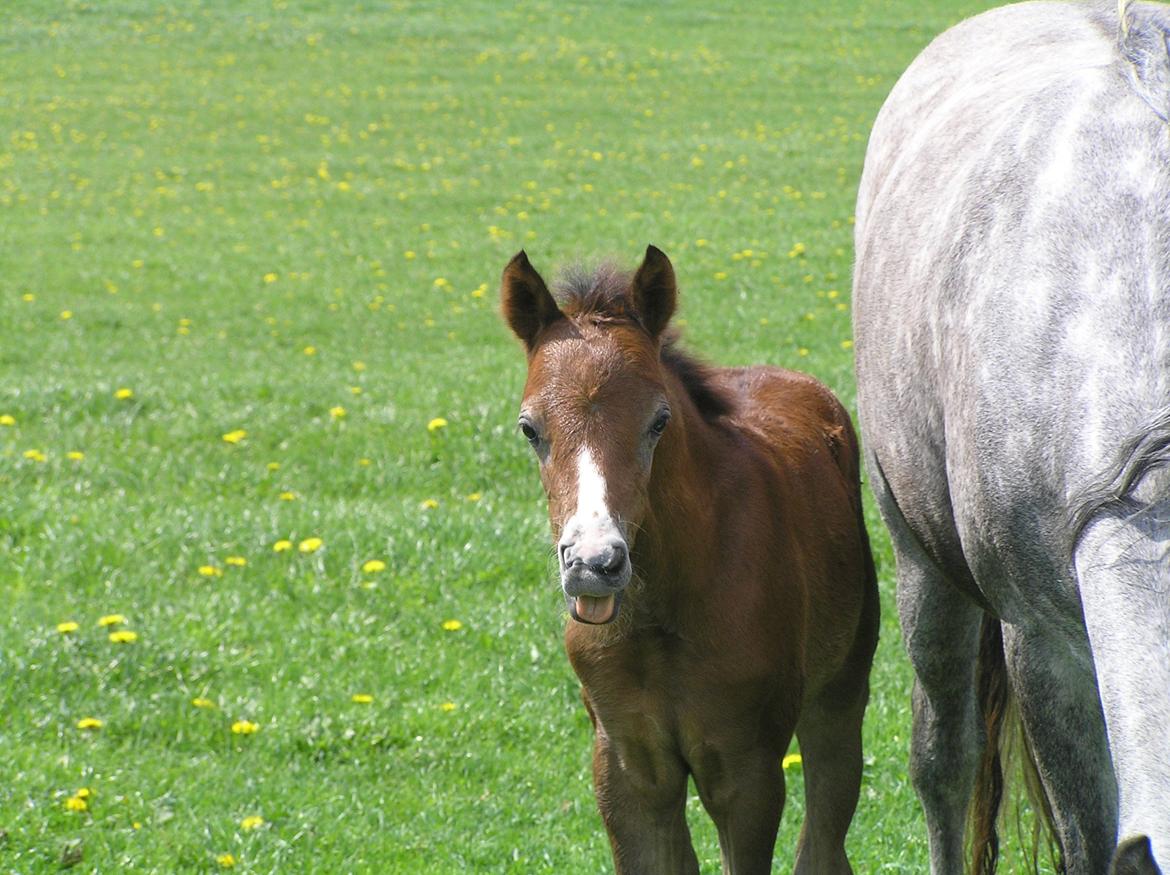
[854,1,1170,872]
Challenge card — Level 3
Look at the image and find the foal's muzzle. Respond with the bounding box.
[559,536,631,625]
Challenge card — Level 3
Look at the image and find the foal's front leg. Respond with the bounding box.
[693,745,787,875]
[593,733,699,874]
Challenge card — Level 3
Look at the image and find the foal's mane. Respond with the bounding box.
[552,264,735,423]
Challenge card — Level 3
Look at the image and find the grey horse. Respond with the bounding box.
[853,1,1170,872]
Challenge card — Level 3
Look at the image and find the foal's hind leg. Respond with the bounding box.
[793,679,867,874]
[793,556,878,873]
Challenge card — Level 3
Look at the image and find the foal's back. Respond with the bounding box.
[720,364,861,489]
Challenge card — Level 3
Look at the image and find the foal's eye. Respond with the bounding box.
[519,420,540,445]
[649,410,671,437]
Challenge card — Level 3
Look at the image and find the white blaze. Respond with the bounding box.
[559,447,623,567]
[575,447,609,522]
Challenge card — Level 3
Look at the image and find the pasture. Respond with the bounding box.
[0,0,1049,871]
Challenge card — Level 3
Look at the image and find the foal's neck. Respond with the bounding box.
[634,387,728,604]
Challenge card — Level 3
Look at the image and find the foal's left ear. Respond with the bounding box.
[631,245,677,339]
[501,250,564,352]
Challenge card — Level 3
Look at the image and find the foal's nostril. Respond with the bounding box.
[587,543,628,577]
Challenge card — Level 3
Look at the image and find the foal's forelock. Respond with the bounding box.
[553,263,635,321]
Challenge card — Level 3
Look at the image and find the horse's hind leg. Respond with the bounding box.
[899,568,983,874]
[1000,622,1117,874]
[871,456,983,874]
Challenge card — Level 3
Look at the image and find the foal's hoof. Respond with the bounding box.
[1111,836,1162,875]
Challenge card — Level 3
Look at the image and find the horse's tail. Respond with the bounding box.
[971,614,1009,875]
[969,616,1064,875]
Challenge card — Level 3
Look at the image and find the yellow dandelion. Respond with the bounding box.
[788,242,806,258]
[225,556,247,567]
[426,417,448,433]
[303,345,317,356]
[421,498,439,510]
[361,559,386,574]
[66,450,85,461]
[60,309,73,320]
[465,492,482,503]
[132,822,141,830]
[263,272,278,283]
[298,537,323,553]
[352,360,366,372]
[21,293,34,302]
[358,458,372,467]
[76,717,103,730]
[108,630,138,644]
[239,815,264,831]
[64,796,88,812]
[440,702,457,712]
[349,385,362,395]
[192,697,217,709]
[840,339,854,350]
[56,621,80,634]
[217,853,237,868]
[23,449,46,462]
[75,788,92,799]
[278,491,297,501]
[782,753,803,770]
[441,619,463,632]
[114,387,134,400]
[222,429,247,444]
[273,539,292,552]
[266,461,281,471]
[231,720,259,735]
[351,693,374,704]
[198,565,223,578]
[98,614,126,627]
[329,405,346,418]
[0,414,14,426]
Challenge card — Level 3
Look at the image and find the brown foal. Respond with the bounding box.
[502,246,878,874]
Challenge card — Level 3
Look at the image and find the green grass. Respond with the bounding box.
[0,1,1055,872]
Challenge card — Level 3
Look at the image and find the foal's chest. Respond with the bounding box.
[570,628,786,760]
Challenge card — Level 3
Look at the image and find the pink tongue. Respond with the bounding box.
[575,594,615,624]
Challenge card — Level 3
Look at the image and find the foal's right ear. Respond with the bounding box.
[501,251,564,352]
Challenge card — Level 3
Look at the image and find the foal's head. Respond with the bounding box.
[501,246,682,626]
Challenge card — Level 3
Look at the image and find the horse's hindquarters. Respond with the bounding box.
[853,1,1170,870]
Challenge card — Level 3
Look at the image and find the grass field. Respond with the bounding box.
[0,1,1057,872]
